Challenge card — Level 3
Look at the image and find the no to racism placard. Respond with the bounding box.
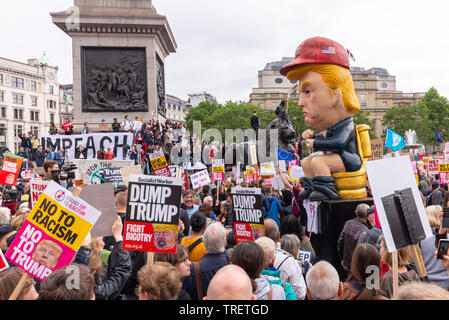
[41,132,133,160]
[123,174,183,253]
[5,181,101,281]
[439,163,449,185]
[212,159,225,181]
[231,188,264,243]
[0,153,23,186]
[149,150,171,177]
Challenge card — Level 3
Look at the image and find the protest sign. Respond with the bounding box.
[232,165,240,178]
[74,159,133,185]
[190,170,211,190]
[169,165,183,178]
[0,249,9,272]
[41,132,133,160]
[411,160,419,184]
[428,159,439,174]
[260,162,275,180]
[270,176,285,191]
[278,160,287,173]
[439,163,449,185]
[366,156,432,253]
[298,250,312,264]
[0,153,23,186]
[5,181,101,281]
[303,199,320,235]
[69,184,117,237]
[289,165,304,180]
[30,180,50,207]
[370,139,384,160]
[149,150,171,177]
[232,188,264,243]
[212,159,225,181]
[123,175,183,253]
[120,165,143,187]
[102,167,123,183]
[21,169,32,181]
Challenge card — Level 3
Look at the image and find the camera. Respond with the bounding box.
[51,164,77,183]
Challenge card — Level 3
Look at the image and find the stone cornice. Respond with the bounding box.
[0,66,45,81]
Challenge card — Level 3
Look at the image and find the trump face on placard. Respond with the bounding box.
[153,224,177,251]
[32,239,62,269]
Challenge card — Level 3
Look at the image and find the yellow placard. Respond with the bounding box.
[439,163,449,173]
[151,156,168,170]
[27,194,92,250]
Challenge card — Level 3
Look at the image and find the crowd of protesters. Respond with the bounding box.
[1,117,449,301]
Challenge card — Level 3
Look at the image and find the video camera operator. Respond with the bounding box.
[42,160,76,189]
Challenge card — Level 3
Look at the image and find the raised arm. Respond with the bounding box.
[278,167,293,191]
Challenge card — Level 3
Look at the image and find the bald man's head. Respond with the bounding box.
[264,219,280,243]
[205,265,256,300]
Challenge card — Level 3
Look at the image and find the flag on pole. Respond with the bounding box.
[385,129,406,151]
[277,148,293,161]
[435,129,443,143]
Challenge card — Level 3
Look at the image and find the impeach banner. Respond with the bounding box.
[439,163,449,185]
[123,175,183,253]
[149,150,171,177]
[0,153,23,186]
[30,180,50,207]
[41,132,133,161]
[212,159,225,181]
[232,188,264,243]
[5,181,101,281]
[74,159,133,184]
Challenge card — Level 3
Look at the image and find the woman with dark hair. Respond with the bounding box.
[341,243,389,300]
[279,215,315,261]
[0,267,38,300]
[180,212,207,262]
[231,241,286,300]
[154,244,192,300]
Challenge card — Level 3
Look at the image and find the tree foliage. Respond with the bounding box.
[382,88,449,146]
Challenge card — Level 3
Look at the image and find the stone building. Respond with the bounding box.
[59,84,74,124]
[249,58,425,138]
[0,54,60,152]
[166,94,190,123]
[187,92,218,107]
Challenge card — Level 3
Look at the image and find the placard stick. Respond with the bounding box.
[216,181,220,202]
[409,244,427,279]
[8,273,28,300]
[147,252,154,266]
[392,250,399,299]
[1,184,6,198]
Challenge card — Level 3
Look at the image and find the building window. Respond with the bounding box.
[13,94,24,105]
[360,94,367,107]
[275,78,283,84]
[11,76,24,89]
[31,81,37,91]
[178,105,182,111]
[31,97,38,106]
[381,82,388,89]
[49,85,54,95]
[360,82,366,89]
[1,107,6,118]
[31,125,39,136]
[0,92,3,102]
[0,123,5,136]
[14,124,23,137]
[30,111,39,121]
[0,74,3,85]
[50,113,55,123]
[14,109,23,120]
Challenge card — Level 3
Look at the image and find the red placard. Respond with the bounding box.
[0,153,23,186]
[0,250,9,272]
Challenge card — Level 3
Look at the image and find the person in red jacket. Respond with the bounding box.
[62,119,74,135]
[104,147,115,160]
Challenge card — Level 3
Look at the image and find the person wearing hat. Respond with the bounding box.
[357,205,382,250]
[280,37,362,201]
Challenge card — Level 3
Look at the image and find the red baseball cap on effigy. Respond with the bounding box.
[280,36,350,76]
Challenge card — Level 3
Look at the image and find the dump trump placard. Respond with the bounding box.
[5,181,101,281]
[123,175,183,253]
[232,188,264,243]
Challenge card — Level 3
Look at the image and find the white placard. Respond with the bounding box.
[190,169,211,189]
[289,165,304,179]
[366,156,432,252]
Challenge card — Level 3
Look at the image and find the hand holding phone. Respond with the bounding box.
[437,239,449,259]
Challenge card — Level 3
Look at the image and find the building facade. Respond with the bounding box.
[59,84,74,123]
[249,58,425,138]
[166,94,190,122]
[0,55,60,152]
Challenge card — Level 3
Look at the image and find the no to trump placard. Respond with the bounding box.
[439,163,449,185]
[5,181,101,281]
[30,180,50,207]
[150,150,171,177]
[123,175,183,253]
[212,159,225,181]
[0,153,23,186]
[232,188,264,243]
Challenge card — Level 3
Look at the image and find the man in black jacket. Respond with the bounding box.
[35,145,46,167]
[250,110,260,140]
[182,222,228,300]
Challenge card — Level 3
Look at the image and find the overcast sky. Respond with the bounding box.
[1,0,448,104]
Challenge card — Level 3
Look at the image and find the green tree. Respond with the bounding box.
[353,109,376,139]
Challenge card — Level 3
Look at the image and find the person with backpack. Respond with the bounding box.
[256,237,296,300]
[180,212,207,262]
